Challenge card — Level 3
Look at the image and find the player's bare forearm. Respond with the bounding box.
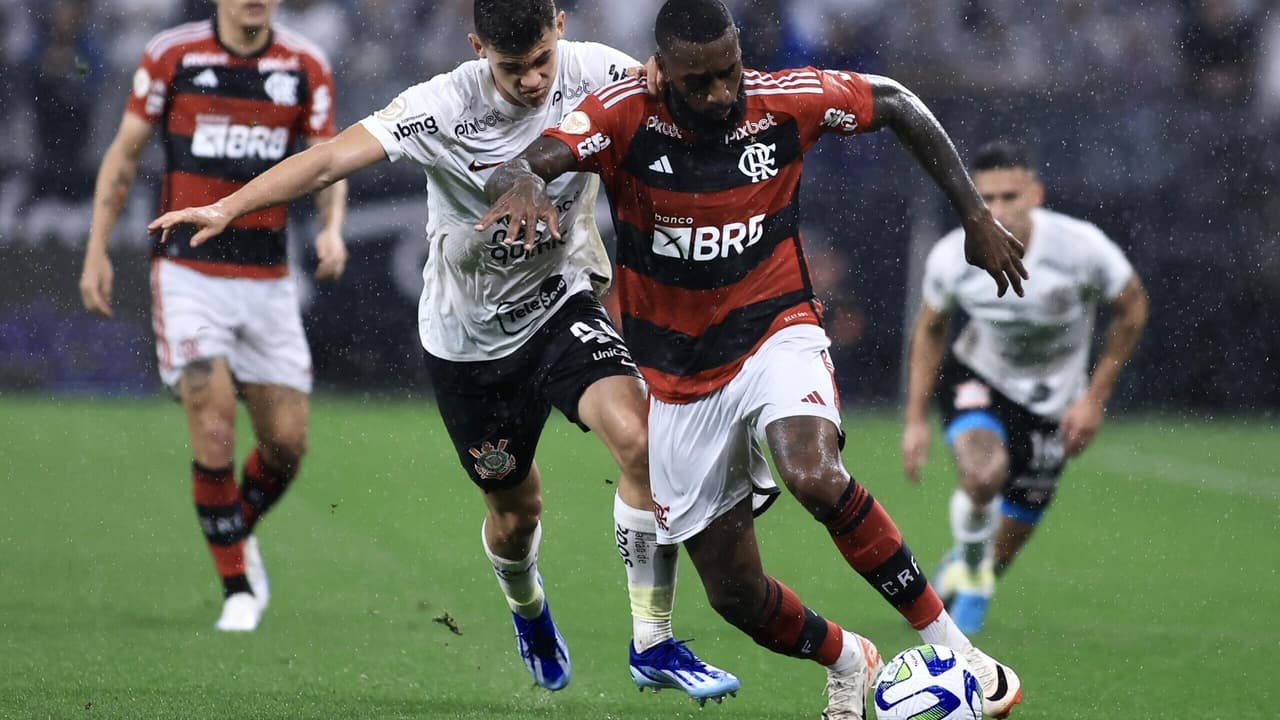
[1087,276,1150,406]
[904,306,950,423]
[485,137,578,201]
[222,126,382,220]
[88,152,137,253]
[313,177,348,232]
[87,115,152,253]
[864,75,985,222]
[306,134,348,233]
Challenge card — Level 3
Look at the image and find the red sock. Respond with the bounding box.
[747,577,844,665]
[192,462,246,579]
[240,448,297,530]
[825,480,944,629]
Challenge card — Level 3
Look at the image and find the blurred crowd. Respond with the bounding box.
[1,0,1277,408]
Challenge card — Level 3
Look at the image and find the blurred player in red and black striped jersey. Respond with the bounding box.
[481,0,1029,716]
[78,0,347,632]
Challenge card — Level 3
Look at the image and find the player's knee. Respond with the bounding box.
[957,455,1006,501]
[192,414,235,457]
[777,460,847,516]
[608,422,649,480]
[260,431,307,472]
[490,502,542,541]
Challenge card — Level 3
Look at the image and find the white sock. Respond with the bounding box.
[481,519,545,619]
[614,492,676,652]
[827,630,864,674]
[918,609,974,653]
[949,489,998,572]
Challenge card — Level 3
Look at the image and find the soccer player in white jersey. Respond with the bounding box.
[902,141,1149,633]
[148,0,739,700]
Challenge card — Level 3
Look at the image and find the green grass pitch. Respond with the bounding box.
[1,396,1276,719]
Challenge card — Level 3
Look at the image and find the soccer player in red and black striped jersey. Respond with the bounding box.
[78,0,347,632]
[481,1,1027,717]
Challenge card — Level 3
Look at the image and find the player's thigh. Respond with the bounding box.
[648,387,770,545]
[576,374,648,466]
[541,291,643,431]
[151,259,238,393]
[743,325,845,503]
[1001,411,1066,521]
[232,274,313,394]
[241,382,310,455]
[424,350,552,492]
[937,359,1014,488]
[481,461,543,522]
[745,325,844,437]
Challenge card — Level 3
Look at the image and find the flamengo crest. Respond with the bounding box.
[738,143,777,183]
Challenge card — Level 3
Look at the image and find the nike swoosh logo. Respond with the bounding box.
[988,664,1008,701]
[468,159,505,172]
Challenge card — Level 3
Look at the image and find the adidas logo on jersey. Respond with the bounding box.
[648,156,673,174]
[800,391,826,406]
[192,69,218,88]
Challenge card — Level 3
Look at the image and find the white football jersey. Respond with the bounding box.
[922,207,1134,419]
[359,40,636,361]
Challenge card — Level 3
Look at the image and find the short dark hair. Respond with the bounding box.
[474,0,556,55]
[655,0,734,53]
[972,141,1035,173]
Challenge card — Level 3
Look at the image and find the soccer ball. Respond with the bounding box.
[872,644,982,720]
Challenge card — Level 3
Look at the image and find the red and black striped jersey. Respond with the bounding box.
[543,67,874,403]
[127,19,336,278]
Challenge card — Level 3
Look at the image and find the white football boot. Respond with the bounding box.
[821,632,882,720]
[214,592,262,632]
[243,534,270,611]
[960,645,1023,718]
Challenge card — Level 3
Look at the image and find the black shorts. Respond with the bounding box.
[936,356,1066,522]
[424,291,642,492]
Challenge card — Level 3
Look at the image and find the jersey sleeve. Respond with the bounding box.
[572,41,639,90]
[921,231,964,312]
[1082,225,1135,300]
[541,80,641,177]
[124,41,175,123]
[301,53,337,139]
[358,74,455,166]
[803,68,875,142]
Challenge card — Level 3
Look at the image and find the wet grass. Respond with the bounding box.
[1,396,1275,719]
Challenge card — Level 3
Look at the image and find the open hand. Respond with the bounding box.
[148,202,233,248]
[474,176,559,250]
[963,213,1028,297]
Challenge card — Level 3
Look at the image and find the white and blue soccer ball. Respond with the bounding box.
[872,644,982,720]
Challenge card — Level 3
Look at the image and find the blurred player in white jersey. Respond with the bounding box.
[902,141,1149,633]
[148,0,739,700]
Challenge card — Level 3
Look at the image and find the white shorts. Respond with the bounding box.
[648,324,843,544]
[150,259,313,393]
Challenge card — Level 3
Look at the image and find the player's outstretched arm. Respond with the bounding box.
[902,304,952,483]
[1060,275,1149,456]
[862,75,1029,297]
[477,137,579,250]
[304,136,350,281]
[148,123,385,248]
[80,113,153,318]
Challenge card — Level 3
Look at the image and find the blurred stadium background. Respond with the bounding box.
[2,1,1278,719]
[2,0,1279,409]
